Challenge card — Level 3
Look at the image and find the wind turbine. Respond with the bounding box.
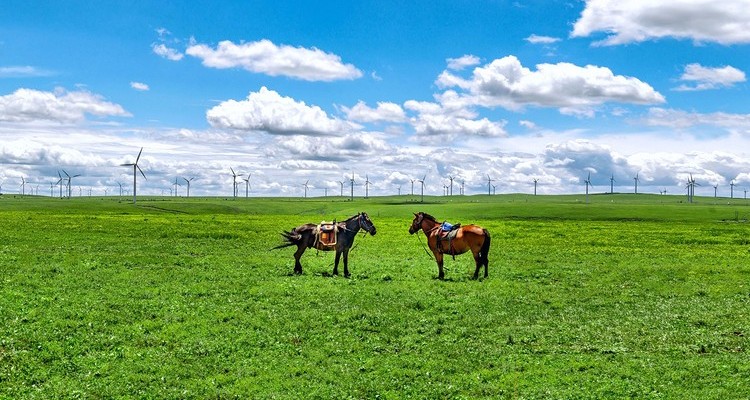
[487,175,493,196]
[350,172,355,201]
[21,177,26,196]
[449,176,454,196]
[610,174,615,194]
[303,180,309,198]
[116,181,123,197]
[183,177,195,197]
[461,180,465,195]
[230,167,242,198]
[533,178,539,196]
[173,178,181,197]
[410,179,415,196]
[584,172,592,204]
[418,174,426,203]
[62,170,81,199]
[338,181,344,197]
[491,183,496,195]
[730,180,735,199]
[633,173,639,194]
[120,147,146,204]
[713,184,718,198]
[364,175,371,199]
[243,176,251,198]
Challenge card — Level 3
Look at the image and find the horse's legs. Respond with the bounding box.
[342,249,350,278]
[293,246,305,274]
[473,251,481,280]
[434,251,445,280]
[333,250,341,275]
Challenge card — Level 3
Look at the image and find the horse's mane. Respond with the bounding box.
[420,212,438,222]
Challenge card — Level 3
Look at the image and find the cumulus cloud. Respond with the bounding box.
[409,113,507,139]
[130,82,150,91]
[152,43,184,61]
[0,88,130,124]
[437,55,664,115]
[571,0,750,45]
[673,64,746,91]
[446,54,480,71]
[342,101,406,123]
[275,133,393,161]
[206,86,357,136]
[185,39,362,81]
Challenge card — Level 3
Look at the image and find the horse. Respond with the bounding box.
[272,212,377,277]
[408,212,491,280]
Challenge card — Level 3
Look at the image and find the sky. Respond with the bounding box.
[2,0,750,198]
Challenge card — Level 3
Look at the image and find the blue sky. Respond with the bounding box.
[2,0,750,197]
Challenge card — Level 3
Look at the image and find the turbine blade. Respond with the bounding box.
[137,165,147,180]
[135,147,143,163]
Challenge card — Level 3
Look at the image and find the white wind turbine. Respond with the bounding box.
[350,172,355,201]
[533,178,539,196]
[243,176,251,198]
[183,177,195,197]
[418,174,426,203]
[449,176,454,196]
[486,175,493,196]
[584,172,592,203]
[120,147,146,204]
[364,175,371,198]
[633,173,640,194]
[303,180,310,198]
[230,167,242,198]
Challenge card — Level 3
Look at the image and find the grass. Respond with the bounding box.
[1,194,749,398]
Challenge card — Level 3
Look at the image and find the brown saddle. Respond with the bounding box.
[315,221,338,247]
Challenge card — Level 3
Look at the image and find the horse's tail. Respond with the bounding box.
[270,229,302,250]
[479,229,491,266]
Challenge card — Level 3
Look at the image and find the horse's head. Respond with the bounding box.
[408,212,424,235]
[358,212,377,236]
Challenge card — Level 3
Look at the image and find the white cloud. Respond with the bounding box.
[152,43,184,61]
[0,66,55,78]
[342,101,406,123]
[641,108,750,131]
[206,86,357,136]
[673,64,746,91]
[572,0,750,45]
[446,55,480,71]
[525,34,561,44]
[185,39,362,81]
[130,82,150,91]
[0,88,130,123]
[438,55,665,114]
[410,113,507,138]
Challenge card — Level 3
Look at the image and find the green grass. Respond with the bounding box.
[1,194,749,398]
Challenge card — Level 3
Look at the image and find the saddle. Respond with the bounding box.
[438,221,461,257]
[315,220,338,248]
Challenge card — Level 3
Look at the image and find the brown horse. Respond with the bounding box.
[273,212,376,277]
[408,212,490,280]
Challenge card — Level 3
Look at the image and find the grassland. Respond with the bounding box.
[1,193,749,399]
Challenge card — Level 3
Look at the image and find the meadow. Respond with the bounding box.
[1,193,749,399]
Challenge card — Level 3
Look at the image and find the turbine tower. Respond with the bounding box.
[350,172,355,201]
[303,180,309,198]
[633,173,640,194]
[487,175,493,196]
[183,177,195,197]
[730,180,735,199]
[418,174,426,203]
[584,172,592,204]
[120,147,146,204]
[610,174,615,194]
[62,169,81,199]
[243,176,251,198]
[364,175,371,199]
[533,178,539,196]
[410,179,415,196]
[230,167,242,198]
[338,181,344,197]
[449,176,454,196]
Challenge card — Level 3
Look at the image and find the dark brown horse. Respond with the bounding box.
[273,212,376,277]
[409,212,490,280]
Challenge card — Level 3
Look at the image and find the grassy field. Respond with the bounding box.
[1,194,749,399]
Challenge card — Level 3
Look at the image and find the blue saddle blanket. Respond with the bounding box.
[441,222,454,231]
